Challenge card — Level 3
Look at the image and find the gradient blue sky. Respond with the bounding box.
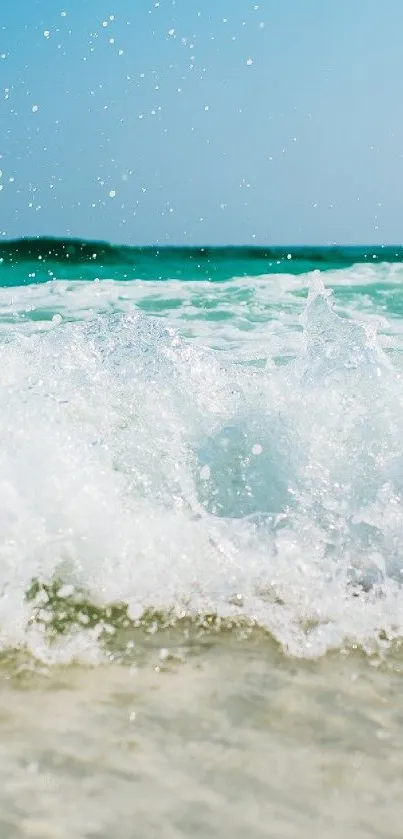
[1,0,403,245]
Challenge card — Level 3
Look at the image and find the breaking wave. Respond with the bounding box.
[1,274,403,662]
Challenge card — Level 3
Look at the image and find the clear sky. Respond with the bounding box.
[1,0,403,245]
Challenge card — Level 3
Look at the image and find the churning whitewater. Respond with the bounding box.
[1,267,403,662]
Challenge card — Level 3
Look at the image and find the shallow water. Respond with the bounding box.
[1,242,403,836]
[1,637,403,838]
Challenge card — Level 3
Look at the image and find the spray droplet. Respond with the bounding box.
[252,444,263,456]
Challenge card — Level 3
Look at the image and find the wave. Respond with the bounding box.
[1,275,403,664]
[1,238,403,285]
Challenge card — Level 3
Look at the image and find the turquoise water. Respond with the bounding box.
[2,239,403,284]
[2,239,403,837]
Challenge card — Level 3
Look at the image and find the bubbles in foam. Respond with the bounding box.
[0,277,403,661]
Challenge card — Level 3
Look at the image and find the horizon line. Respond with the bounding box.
[1,236,403,250]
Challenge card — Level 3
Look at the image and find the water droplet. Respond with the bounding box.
[200,465,211,480]
[252,444,263,456]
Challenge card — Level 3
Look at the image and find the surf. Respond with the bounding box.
[0,272,403,662]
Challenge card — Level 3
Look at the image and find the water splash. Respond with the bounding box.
[1,275,403,662]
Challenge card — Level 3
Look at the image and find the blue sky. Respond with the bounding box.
[1,0,403,244]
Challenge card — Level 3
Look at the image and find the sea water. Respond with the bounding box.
[0,241,403,837]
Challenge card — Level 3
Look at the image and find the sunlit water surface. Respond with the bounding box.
[1,244,403,837]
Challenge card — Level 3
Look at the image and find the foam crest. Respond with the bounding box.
[1,278,403,661]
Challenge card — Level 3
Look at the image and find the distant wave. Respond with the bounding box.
[1,237,403,274]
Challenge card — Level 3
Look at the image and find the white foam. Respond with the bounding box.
[1,270,403,661]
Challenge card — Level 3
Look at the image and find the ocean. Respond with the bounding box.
[1,239,403,837]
